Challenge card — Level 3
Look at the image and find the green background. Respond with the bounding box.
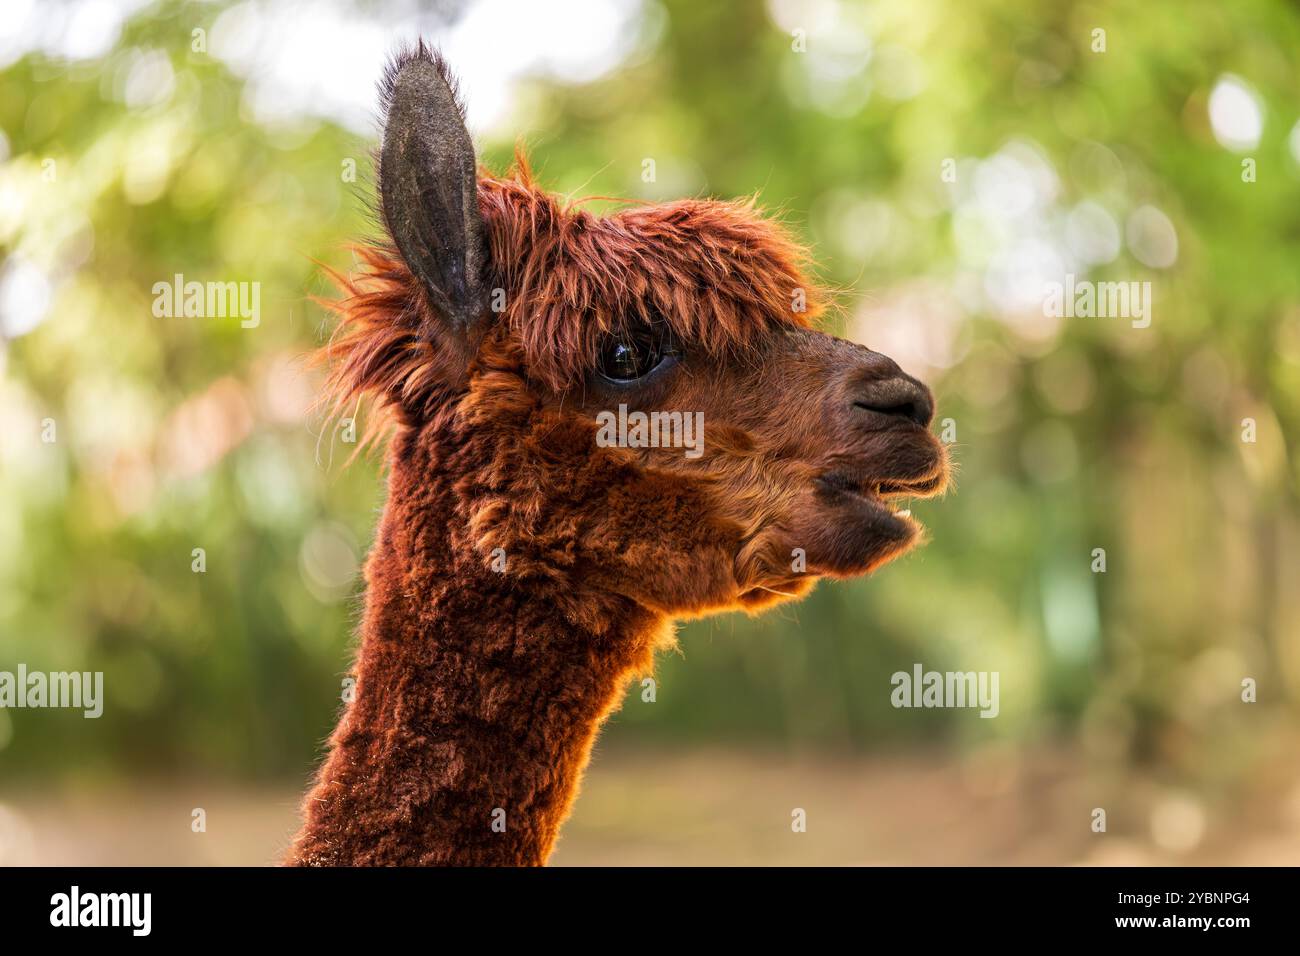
[1,0,1298,863]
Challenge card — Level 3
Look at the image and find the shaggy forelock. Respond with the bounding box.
[479,155,825,388]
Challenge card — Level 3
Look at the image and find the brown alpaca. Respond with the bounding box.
[286,44,948,866]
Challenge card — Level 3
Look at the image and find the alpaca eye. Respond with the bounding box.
[596,327,677,383]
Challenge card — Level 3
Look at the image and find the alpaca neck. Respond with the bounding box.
[288,434,665,866]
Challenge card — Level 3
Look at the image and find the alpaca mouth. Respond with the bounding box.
[816,468,947,522]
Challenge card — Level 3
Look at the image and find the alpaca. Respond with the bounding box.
[286,44,949,867]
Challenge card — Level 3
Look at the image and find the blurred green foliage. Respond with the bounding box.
[1,0,1297,788]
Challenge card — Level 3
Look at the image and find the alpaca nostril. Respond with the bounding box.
[851,376,934,427]
[859,399,921,423]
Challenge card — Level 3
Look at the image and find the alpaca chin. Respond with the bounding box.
[733,576,820,613]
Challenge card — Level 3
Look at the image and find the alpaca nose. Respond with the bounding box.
[849,356,935,428]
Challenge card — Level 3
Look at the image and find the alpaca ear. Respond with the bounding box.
[379,45,487,339]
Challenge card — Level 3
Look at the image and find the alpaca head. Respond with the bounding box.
[326,46,949,621]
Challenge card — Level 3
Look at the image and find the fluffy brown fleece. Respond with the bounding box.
[286,47,947,867]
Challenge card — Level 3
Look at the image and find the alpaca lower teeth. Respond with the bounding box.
[897,509,911,518]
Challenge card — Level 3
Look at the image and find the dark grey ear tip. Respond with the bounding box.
[379,39,468,128]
